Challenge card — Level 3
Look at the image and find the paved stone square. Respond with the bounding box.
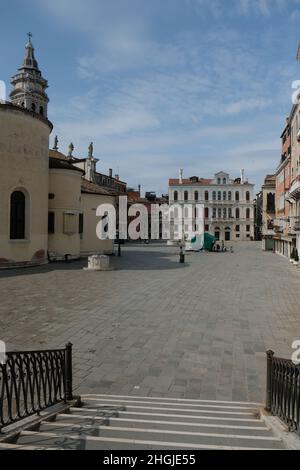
[0,242,299,403]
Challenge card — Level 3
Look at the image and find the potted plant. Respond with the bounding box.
[293,249,299,266]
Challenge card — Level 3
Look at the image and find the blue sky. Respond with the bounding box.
[1,0,300,194]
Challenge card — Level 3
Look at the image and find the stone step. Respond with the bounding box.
[6,395,286,450]
[80,402,258,419]
[16,430,284,451]
[81,395,260,411]
[57,413,270,435]
[107,417,271,436]
[81,394,262,407]
[0,442,64,450]
[38,421,284,449]
[70,407,263,426]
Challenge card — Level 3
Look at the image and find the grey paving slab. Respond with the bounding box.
[0,242,300,403]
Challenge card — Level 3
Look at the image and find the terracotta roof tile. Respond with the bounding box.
[49,149,69,161]
[81,179,117,196]
[49,157,84,173]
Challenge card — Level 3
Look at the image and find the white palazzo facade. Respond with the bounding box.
[168,171,254,243]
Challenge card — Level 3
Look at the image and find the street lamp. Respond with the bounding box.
[179,242,185,263]
[179,214,185,263]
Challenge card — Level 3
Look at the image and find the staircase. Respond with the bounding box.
[0,394,287,450]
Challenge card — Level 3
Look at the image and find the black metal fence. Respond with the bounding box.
[0,343,73,431]
[266,350,300,435]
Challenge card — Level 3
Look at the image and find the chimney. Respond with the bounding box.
[241,169,245,184]
[109,168,113,178]
[179,169,183,184]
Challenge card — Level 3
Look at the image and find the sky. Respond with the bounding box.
[1,0,300,195]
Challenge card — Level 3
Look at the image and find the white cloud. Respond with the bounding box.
[291,9,300,20]
[188,0,299,17]
[224,98,272,115]
[31,0,299,193]
[57,109,160,139]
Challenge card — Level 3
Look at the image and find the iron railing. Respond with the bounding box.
[266,350,300,435]
[0,343,73,431]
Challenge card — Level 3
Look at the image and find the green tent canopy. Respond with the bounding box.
[203,233,216,251]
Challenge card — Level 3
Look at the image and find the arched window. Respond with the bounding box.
[39,106,44,116]
[10,191,26,239]
[205,207,209,218]
[205,191,209,201]
[212,191,216,201]
[236,208,240,219]
[223,178,226,184]
[246,208,250,219]
[235,191,240,201]
[223,191,226,201]
[246,191,250,201]
[174,191,178,202]
[228,191,232,201]
[31,103,36,113]
[194,191,199,201]
[184,191,189,201]
[223,208,227,219]
[218,191,221,201]
[217,178,221,184]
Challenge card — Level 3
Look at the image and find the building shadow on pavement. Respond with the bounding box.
[0,249,189,277]
[111,249,189,271]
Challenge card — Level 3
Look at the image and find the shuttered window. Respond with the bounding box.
[79,213,84,236]
[48,212,55,234]
[63,213,77,235]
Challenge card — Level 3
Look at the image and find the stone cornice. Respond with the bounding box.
[0,102,53,131]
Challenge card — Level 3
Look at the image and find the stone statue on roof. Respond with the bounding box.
[68,142,74,158]
[88,142,94,158]
[53,135,58,151]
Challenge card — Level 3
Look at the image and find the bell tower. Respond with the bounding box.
[10,33,49,118]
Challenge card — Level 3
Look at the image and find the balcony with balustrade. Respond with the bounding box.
[288,176,300,201]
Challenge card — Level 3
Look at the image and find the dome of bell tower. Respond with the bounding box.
[10,33,49,118]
